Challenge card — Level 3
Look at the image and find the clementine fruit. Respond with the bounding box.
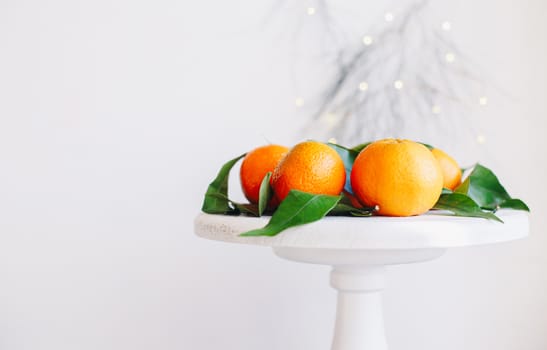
[271,141,346,202]
[350,139,443,216]
[240,144,289,204]
[431,148,462,190]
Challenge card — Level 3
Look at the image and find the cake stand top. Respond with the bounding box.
[194,210,529,250]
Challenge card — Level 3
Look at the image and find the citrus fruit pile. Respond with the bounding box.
[201,138,529,237]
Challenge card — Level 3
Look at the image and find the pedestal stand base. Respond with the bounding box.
[330,266,387,350]
[273,247,447,350]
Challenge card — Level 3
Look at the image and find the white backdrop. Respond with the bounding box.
[0,0,546,349]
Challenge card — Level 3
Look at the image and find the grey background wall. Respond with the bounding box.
[0,0,545,349]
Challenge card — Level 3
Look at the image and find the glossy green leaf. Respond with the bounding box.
[201,154,245,214]
[454,176,470,194]
[240,190,342,237]
[419,142,434,150]
[205,193,259,216]
[328,192,375,216]
[455,164,529,211]
[231,201,259,216]
[329,203,374,217]
[498,198,530,211]
[258,172,272,216]
[351,142,372,153]
[433,193,502,222]
[441,188,453,195]
[328,143,359,193]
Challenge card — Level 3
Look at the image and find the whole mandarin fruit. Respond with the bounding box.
[271,141,346,202]
[240,144,289,204]
[431,148,462,190]
[350,139,443,216]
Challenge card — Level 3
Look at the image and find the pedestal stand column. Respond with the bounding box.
[330,266,388,350]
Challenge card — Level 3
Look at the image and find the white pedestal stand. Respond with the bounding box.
[194,210,529,350]
[274,246,445,350]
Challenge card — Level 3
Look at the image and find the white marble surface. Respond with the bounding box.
[194,210,529,250]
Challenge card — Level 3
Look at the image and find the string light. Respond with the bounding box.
[362,35,373,46]
[359,81,369,91]
[294,3,488,144]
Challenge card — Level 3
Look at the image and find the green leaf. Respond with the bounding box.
[433,193,502,222]
[455,164,529,211]
[441,188,453,195]
[257,172,272,216]
[328,142,359,194]
[205,193,259,216]
[328,192,375,216]
[240,190,342,237]
[329,202,374,217]
[419,142,434,150]
[232,202,259,216]
[498,198,530,211]
[454,176,470,194]
[201,154,245,214]
[457,164,509,209]
[351,142,372,153]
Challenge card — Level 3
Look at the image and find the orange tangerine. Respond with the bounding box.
[240,144,289,204]
[431,148,462,190]
[271,141,346,202]
[350,138,443,216]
